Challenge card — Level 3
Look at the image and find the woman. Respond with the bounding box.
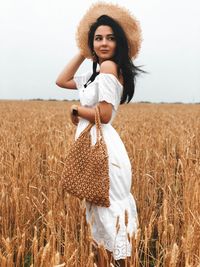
[56,3,143,266]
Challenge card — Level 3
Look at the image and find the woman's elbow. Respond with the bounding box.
[100,114,112,124]
[55,79,64,88]
[98,103,113,124]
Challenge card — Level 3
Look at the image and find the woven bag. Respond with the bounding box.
[61,105,110,207]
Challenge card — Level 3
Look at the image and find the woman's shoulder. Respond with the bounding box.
[99,61,123,87]
[100,60,118,76]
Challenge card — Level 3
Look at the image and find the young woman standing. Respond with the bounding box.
[56,3,143,266]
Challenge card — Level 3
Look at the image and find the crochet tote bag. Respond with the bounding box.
[61,105,110,207]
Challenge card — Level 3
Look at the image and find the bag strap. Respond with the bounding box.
[78,105,105,144]
[79,121,93,137]
[95,105,104,144]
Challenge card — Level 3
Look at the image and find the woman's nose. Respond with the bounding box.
[102,38,107,45]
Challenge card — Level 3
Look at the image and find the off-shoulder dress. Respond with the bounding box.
[74,71,138,260]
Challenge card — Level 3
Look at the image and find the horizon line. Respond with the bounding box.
[0,99,199,104]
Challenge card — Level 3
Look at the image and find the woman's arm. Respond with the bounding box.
[71,102,112,124]
[55,52,85,89]
[70,60,117,124]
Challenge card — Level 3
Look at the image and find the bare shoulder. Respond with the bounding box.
[100,60,124,86]
[100,60,118,77]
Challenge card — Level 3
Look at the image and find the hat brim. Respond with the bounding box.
[76,1,142,59]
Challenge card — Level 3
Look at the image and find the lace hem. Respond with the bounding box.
[86,195,138,260]
[93,230,133,260]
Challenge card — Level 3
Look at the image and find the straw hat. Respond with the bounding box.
[76,2,142,59]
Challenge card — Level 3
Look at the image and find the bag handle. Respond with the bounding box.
[95,105,104,144]
[78,105,105,144]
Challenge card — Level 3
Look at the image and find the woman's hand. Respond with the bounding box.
[70,104,79,126]
[70,114,79,126]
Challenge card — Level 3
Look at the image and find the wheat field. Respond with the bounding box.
[0,100,199,267]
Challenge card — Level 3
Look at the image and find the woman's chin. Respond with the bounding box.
[99,55,113,62]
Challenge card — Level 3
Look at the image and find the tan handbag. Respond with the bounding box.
[61,105,110,207]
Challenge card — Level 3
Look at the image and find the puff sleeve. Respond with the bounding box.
[97,73,123,111]
[74,71,92,90]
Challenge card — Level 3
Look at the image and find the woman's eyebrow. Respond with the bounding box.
[94,33,115,37]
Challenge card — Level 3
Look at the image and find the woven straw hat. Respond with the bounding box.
[76,2,142,59]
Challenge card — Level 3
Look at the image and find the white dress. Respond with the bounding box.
[74,71,138,260]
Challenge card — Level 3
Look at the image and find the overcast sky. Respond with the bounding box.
[0,0,200,103]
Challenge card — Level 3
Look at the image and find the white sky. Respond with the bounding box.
[0,0,200,103]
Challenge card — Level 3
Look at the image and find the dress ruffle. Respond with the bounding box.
[86,194,138,260]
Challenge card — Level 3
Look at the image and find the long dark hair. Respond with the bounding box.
[85,15,145,104]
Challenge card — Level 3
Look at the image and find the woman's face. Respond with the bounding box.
[93,25,116,64]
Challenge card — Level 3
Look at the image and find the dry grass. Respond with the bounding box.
[0,100,199,267]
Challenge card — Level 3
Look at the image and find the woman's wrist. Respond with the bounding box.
[72,105,79,116]
[71,104,79,116]
[78,51,85,60]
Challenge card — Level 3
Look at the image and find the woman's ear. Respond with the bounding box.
[92,51,98,62]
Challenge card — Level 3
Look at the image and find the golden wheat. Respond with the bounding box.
[0,100,199,266]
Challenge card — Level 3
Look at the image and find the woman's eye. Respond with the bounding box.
[94,36,115,41]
